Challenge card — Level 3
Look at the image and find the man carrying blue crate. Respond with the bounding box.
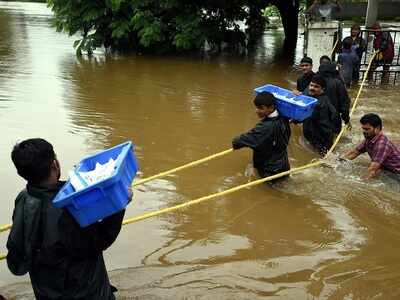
[6,138,131,300]
[232,92,291,181]
[302,75,341,154]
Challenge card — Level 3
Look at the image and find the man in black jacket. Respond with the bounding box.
[232,92,291,180]
[318,62,351,131]
[303,75,339,154]
[7,138,130,300]
[296,56,315,93]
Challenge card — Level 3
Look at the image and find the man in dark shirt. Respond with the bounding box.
[232,92,291,180]
[318,62,351,131]
[296,56,315,93]
[302,75,339,154]
[345,113,400,180]
[6,138,131,300]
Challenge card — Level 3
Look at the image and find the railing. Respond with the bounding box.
[358,28,400,85]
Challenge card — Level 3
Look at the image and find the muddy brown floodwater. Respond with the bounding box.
[1,2,399,299]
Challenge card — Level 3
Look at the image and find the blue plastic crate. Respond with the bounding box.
[53,141,138,227]
[254,84,317,121]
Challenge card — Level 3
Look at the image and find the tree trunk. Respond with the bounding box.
[246,3,267,49]
[274,0,299,49]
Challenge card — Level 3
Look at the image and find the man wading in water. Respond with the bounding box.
[232,92,291,182]
[345,113,400,180]
[301,75,340,154]
[6,138,131,300]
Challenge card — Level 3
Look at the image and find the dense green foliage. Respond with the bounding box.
[48,0,256,54]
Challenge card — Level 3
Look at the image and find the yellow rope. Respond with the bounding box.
[123,161,322,226]
[326,51,377,156]
[0,149,234,234]
[124,51,378,227]
[330,37,340,58]
[0,52,378,262]
[0,225,11,233]
[132,149,234,186]
[350,51,377,119]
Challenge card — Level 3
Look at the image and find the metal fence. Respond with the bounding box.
[357,28,400,85]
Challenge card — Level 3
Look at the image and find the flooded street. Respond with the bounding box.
[1,2,400,299]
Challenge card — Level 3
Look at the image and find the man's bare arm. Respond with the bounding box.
[364,162,382,180]
[344,149,361,160]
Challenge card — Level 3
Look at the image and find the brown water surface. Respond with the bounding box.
[1,2,399,299]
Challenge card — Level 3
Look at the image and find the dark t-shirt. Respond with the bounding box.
[302,93,337,153]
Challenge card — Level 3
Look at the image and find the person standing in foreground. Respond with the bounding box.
[302,75,340,154]
[344,113,400,180]
[232,92,291,180]
[7,138,131,300]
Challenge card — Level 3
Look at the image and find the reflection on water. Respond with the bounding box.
[1,2,400,299]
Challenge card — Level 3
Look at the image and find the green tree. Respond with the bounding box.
[48,0,300,55]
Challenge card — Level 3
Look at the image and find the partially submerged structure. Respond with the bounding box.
[303,0,400,85]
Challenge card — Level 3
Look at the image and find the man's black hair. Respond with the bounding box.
[342,37,353,50]
[310,74,326,89]
[319,55,331,64]
[11,138,56,184]
[253,92,276,108]
[360,113,382,130]
[300,56,313,65]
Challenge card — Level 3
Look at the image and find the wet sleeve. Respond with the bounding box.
[6,196,28,275]
[94,210,126,251]
[296,77,302,91]
[63,209,126,258]
[308,101,321,121]
[6,194,41,276]
[356,141,367,153]
[232,122,272,150]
